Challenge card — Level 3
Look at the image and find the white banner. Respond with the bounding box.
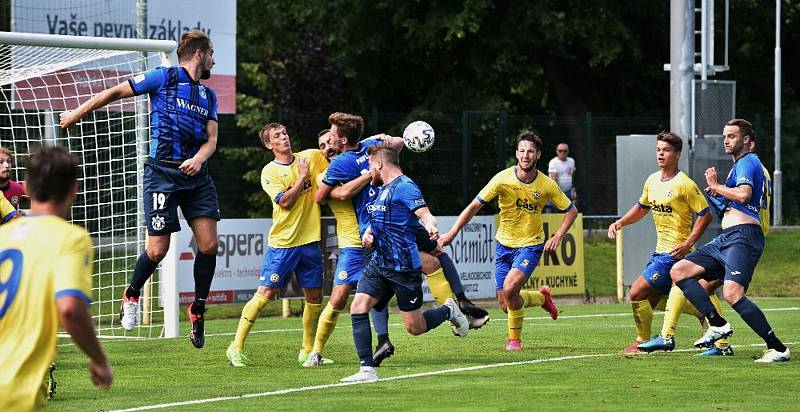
[12,0,237,112]
[429,216,497,300]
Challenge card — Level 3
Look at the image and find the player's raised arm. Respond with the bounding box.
[60,82,135,129]
[276,157,309,209]
[440,198,484,246]
[329,173,371,201]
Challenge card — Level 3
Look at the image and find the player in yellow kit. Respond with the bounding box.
[638,131,769,356]
[0,146,112,411]
[606,132,723,355]
[226,123,328,367]
[0,188,18,222]
[441,130,577,351]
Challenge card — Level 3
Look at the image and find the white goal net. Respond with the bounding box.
[0,32,178,338]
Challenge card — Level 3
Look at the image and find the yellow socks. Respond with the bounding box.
[631,300,653,342]
[709,295,731,348]
[425,268,453,305]
[232,293,270,350]
[520,290,545,308]
[312,303,341,353]
[302,302,323,355]
[660,287,687,339]
[654,296,668,311]
[507,307,524,340]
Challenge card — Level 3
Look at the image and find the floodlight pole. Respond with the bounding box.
[670,0,693,172]
[774,0,782,226]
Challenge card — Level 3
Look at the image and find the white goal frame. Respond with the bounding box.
[0,31,181,338]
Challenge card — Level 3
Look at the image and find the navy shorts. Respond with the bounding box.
[495,242,544,290]
[356,259,424,312]
[641,252,678,295]
[333,247,365,286]
[259,242,323,289]
[144,158,220,236]
[684,224,764,290]
[414,223,438,254]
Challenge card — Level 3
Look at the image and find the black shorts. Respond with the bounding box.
[356,259,424,312]
[144,158,221,236]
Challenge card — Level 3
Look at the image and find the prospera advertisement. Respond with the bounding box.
[12,0,236,113]
[164,214,584,305]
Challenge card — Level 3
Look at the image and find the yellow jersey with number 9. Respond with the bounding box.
[0,216,94,411]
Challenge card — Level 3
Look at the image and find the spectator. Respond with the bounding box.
[545,143,576,212]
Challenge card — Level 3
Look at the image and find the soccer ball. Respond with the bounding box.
[402,121,435,153]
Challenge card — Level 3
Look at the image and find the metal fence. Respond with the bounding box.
[211,109,797,223]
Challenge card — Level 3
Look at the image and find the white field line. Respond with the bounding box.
[56,307,800,347]
[111,340,799,412]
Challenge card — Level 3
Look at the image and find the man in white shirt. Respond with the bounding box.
[545,143,576,212]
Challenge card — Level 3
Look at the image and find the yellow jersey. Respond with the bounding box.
[759,165,771,236]
[477,167,572,248]
[317,170,362,248]
[261,149,327,248]
[638,171,709,253]
[0,194,17,223]
[0,216,94,411]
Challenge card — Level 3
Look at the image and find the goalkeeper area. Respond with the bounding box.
[52,300,799,411]
[0,32,178,338]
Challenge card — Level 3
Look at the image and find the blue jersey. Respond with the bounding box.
[322,138,383,236]
[129,66,219,161]
[369,175,428,272]
[708,152,764,220]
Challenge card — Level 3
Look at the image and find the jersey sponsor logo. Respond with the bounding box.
[413,198,425,205]
[151,215,165,231]
[650,203,673,213]
[367,204,387,213]
[198,85,207,100]
[338,270,348,280]
[356,153,369,165]
[515,198,538,212]
[176,97,209,116]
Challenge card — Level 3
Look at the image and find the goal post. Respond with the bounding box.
[0,31,180,338]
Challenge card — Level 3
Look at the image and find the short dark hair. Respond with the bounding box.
[328,112,364,145]
[516,130,543,151]
[367,144,399,167]
[726,118,755,142]
[657,131,683,152]
[317,128,331,138]
[26,146,79,203]
[259,122,285,148]
[177,30,212,61]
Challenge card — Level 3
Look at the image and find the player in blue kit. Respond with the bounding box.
[670,119,790,363]
[340,145,469,383]
[317,113,488,367]
[60,30,220,348]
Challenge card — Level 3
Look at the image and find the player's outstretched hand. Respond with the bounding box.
[90,360,113,390]
[704,167,719,187]
[439,231,455,247]
[59,111,80,129]
[544,233,562,252]
[179,158,203,176]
